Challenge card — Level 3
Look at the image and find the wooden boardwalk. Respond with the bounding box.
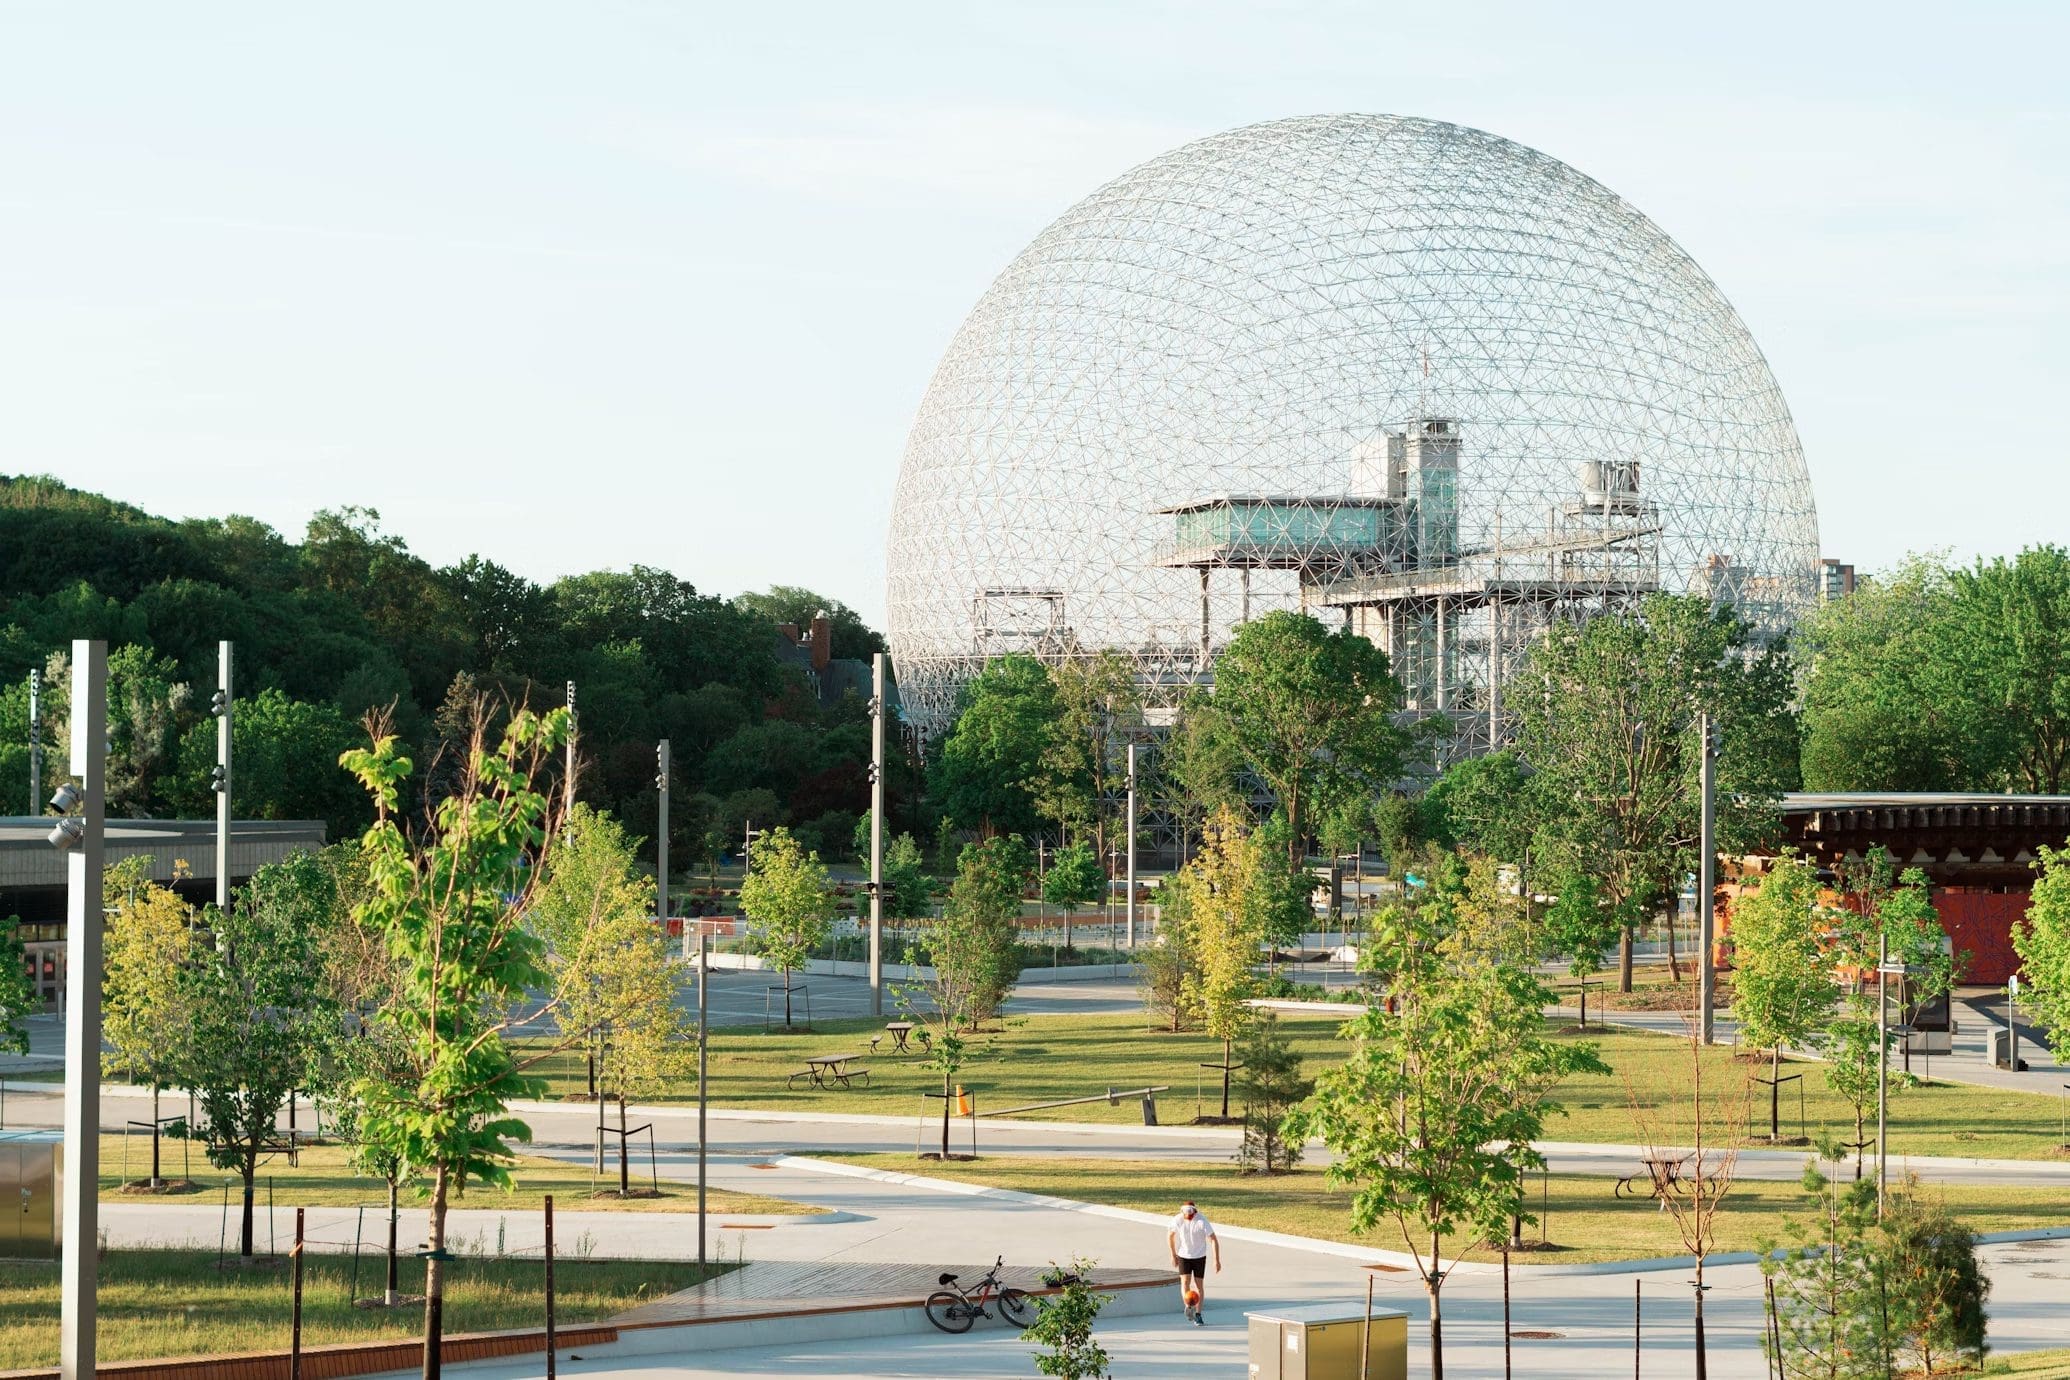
[614,1260,1176,1327]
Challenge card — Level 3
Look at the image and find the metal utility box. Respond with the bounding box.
[0,1130,61,1260]
[1247,1302,1409,1380]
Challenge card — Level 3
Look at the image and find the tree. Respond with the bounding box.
[531,804,692,1194]
[1953,545,2070,792]
[1512,593,1797,991]
[1730,857,1840,1141]
[1288,903,1604,1378]
[924,836,1029,1029]
[1538,868,1629,989]
[1881,1182,1990,1375]
[1168,811,1271,1117]
[881,833,935,922]
[733,585,886,662]
[101,870,193,1187]
[1034,652,1141,858]
[179,852,338,1257]
[2013,843,2070,1075]
[1194,612,1410,865]
[170,687,368,839]
[1161,689,1245,851]
[930,655,1058,838]
[1041,840,1105,953]
[738,826,834,1029]
[0,915,36,1061]
[1234,1014,1309,1173]
[1022,1258,1113,1380]
[1760,1164,1891,1380]
[1418,751,1533,863]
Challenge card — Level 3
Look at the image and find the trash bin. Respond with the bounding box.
[1247,1302,1409,1380]
[0,1130,61,1260]
[1988,1027,2029,1071]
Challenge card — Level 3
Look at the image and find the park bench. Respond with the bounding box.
[787,1053,872,1090]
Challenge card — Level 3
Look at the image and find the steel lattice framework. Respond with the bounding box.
[887,114,1820,754]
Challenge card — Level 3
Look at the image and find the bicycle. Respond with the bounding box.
[925,1255,1032,1333]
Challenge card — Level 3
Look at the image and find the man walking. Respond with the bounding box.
[1166,1199,1220,1325]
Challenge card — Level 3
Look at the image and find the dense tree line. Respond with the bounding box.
[0,475,904,863]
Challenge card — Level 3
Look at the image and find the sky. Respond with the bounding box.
[2,3,2065,630]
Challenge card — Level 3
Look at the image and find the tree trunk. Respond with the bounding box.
[150,1086,162,1188]
[1770,1045,1782,1141]
[422,1163,449,1380]
[1427,1257,1445,1380]
[1666,908,1682,983]
[618,1094,630,1196]
[940,1068,953,1159]
[1692,1270,1707,1380]
[1219,1036,1233,1120]
[784,972,794,1028]
[386,1174,401,1304]
[240,1161,257,1258]
[1618,926,1635,993]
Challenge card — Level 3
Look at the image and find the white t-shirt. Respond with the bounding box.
[1169,1209,1214,1257]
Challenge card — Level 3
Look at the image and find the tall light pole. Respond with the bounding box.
[1124,741,1138,950]
[1876,928,1890,1218]
[212,641,233,911]
[655,740,670,929]
[1698,711,1717,1045]
[59,638,107,1380]
[868,653,886,1015]
[27,667,41,816]
[696,930,709,1269]
[563,681,577,817]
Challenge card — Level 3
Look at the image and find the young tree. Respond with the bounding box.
[1041,840,1105,953]
[101,873,194,1187]
[738,826,834,1029]
[1035,651,1141,859]
[1195,612,1410,865]
[179,852,338,1257]
[881,833,934,921]
[0,915,38,1061]
[1730,857,1840,1140]
[321,903,418,1306]
[2014,842,2070,1076]
[1023,1257,1113,1380]
[1288,905,1605,1377]
[1953,545,2070,793]
[1512,593,1798,990]
[340,702,568,1375]
[1234,1014,1309,1172]
[1169,811,1269,1117]
[1418,750,1534,863]
[924,836,1029,1029]
[1538,868,1629,996]
[1138,876,1199,1034]
[531,804,692,1193]
[1760,1164,1890,1380]
[1880,1182,1990,1375]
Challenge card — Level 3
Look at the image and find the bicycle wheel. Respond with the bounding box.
[926,1291,975,1333]
[998,1287,1034,1327]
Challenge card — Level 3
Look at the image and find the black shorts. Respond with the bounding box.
[1177,1255,1207,1281]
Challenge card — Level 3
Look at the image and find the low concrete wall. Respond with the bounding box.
[0,1324,619,1380]
[707,953,1142,985]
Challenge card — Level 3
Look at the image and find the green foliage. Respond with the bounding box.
[882,833,935,921]
[2014,843,2070,1069]
[0,916,35,1057]
[1191,612,1410,862]
[169,687,366,837]
[1419,751,1532,862]
[925,836,1029,1029]
[101,879,193,1090]
[1234,1014,1310,1173]
[179,853,340,1256]
[1760,1164,1892,1380]
[339,704,567,1356]
[1881,1183,1990,1374]
[1022,1257,1112,1380]
[1169,813,1267,1115]
[930,655,1058,837]
[1033,651,1141,854]
[1538,869,1629,979]
[733,585,886,662]
[1139,876,1199,1033]
[1288,896,1605,1369]
[1730,857,1840,1060]
[739,827,835,986]
[1041,840,1106,913]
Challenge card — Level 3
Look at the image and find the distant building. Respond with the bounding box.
[2,816,327,1007]
[1818,558,1856,603]
[771,611,875,710]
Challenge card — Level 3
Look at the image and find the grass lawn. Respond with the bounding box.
[820,1152,2070,1267]
[0,1249,730,1369]
[523,1009,2070,1160]
[1983,1350,2070,1377]
[96,1135,820,1216]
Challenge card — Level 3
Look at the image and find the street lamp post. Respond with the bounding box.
[869,652,886,1015]
[1124,742,1138,951]
[59,639,108,1380]
[1698,711,1717,1045]
[27,667,40,816]
[213,641,233,911]
[656,740,670,930]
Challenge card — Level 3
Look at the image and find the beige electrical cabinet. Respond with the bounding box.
[0,1130,61,1260]
[1247,1302,1409,1380]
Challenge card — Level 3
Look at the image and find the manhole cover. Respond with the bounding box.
[1511,1330,1565,1340]
[747,1162,780,1170]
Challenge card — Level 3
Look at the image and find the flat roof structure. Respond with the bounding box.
[1,816,326,924]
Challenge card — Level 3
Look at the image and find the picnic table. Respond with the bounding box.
[788,1053,872,1090]
[883,1022,915,1052]
[1613,1154,1720,1207]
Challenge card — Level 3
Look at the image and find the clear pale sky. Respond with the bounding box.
[3,3,2063,629]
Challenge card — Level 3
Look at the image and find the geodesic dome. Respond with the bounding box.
[886,113,1819,749]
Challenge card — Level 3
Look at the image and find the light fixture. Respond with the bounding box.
[47,817,83,852]
[48,782,81,815]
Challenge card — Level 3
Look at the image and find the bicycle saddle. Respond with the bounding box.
[938,1272,958,1286]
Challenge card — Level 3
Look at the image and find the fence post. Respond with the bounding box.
[544,1195,557,1380]
[290,1208,305,1380]
[350,1205,365,1306]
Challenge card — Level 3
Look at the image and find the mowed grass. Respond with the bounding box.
[820,1153,2070,1266]
[1983,1350,2070,1378]
[96,1136,820,1216]
[0,1250,731,1368]
[524,1009,2070,1160]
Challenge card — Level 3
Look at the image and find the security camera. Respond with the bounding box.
[47,817,84,851]
[48,782,82,815]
